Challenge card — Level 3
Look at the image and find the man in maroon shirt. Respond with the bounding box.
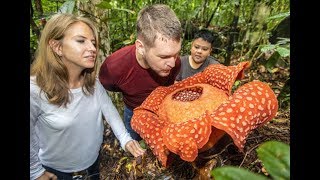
[99,4,182,140]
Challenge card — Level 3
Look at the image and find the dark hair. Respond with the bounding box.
[194,29,214,45]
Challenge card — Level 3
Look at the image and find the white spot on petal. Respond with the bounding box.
[227,108,233,113]
[237,127,243,133]
[258,105,264,111]
[266,93,270,98]
[219,122,228,126]
[214,117,220,120]
[199,128,203,134]
[194,124,198,129]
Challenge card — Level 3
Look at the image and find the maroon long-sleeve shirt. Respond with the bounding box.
[99,45,181,110]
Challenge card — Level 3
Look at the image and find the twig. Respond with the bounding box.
[239,143,260,168]
[201,142,234,159]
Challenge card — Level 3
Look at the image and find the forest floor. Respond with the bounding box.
[99,59,290,180]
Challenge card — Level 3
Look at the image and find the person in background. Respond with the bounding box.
[175,29,220,82]
[99,4,182,141]
[30,13,145,180]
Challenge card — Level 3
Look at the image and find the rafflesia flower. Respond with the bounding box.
[131,61,278,167]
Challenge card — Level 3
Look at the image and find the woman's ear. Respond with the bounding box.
[49,39,62,56]
[135,39,145,56]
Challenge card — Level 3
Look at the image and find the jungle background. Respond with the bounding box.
[30,0,290,179]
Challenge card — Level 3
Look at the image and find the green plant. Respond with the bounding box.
[260,38,290,73]
[211,141,290,180]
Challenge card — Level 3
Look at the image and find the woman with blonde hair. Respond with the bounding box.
[30,13,145,180]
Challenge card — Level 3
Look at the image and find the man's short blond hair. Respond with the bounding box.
[136,4,182,48]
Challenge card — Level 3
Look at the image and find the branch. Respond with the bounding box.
[206,0,221,28]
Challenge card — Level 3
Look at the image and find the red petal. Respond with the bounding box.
[138,86,171,113]
[162,112,212,162]
[209,81,278,151]
[203,61,250,95]
[131,109,169,166]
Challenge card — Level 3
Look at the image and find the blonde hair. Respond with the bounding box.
[31,13,99,107]
[136,4,182,48]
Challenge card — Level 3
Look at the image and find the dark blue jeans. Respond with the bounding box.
[124,105,142,141]
[43,155,100,180]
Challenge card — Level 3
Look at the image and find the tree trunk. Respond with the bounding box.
[76,0,111,64]
[206,0,221,28]
[224,0,240,66]
[34,0,43,16]
[30,1,40,39]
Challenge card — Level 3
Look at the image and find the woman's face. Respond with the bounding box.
[143,34,181,77]
[190,38,212,64]
[58,22,97,72]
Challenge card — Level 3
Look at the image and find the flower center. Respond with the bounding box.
[172,86,203,102]
[158,84,228,123]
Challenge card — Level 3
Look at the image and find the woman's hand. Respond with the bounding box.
[36,171,57,180]
[125,140,146,157]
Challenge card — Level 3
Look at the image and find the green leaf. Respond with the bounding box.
[113,8,135,14]
[122,39,134,45]
[234,80,241,87]
[257,141,290,180]
[275,47,290,57]
[260,45,276,53]
[211,166,269,180]
[267,12,290,20]
[95,2,135,14]
[95,1,112,9]
[58,0,75,14]
[139,140,147,149]
[265,51,280,73]
[276,38,290,46]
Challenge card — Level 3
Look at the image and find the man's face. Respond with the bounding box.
[143,34,181,77]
